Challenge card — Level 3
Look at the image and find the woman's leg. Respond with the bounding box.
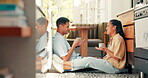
[71,57,119,73]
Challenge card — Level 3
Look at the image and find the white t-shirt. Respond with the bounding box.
[36,32,48,57]
[52,32,80,61]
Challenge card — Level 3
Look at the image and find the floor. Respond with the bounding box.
[36,73,138,78]
[75,47,105,57]
[36,47,139,78]
[36,66,139,78]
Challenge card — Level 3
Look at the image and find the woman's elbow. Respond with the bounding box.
[114,57,119,61]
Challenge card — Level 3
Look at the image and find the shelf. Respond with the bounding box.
[0,27,32,37]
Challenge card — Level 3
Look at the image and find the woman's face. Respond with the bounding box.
[106,22,116,36]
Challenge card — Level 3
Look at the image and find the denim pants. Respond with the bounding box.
[71,57,120,73]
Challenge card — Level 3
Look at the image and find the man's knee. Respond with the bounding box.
[83,57,96,66]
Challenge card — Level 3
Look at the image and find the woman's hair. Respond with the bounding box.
[109,19,125,39]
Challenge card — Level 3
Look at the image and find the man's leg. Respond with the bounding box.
[52,54,72,72]
[64,61,72,70]
[52,54,64,73]
[36,56,44,71]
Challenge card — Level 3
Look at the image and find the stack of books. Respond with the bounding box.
[0,67,13,78]
[0,0,28,27]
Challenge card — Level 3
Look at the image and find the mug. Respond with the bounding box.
[98,43,104,48]
[76,37,82,41]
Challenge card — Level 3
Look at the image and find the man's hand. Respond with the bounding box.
[77,39,85,46]
[72,38,85,47]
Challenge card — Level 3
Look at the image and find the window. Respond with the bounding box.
[50,0,101,26]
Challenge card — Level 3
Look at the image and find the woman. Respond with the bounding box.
[52,19,126,73]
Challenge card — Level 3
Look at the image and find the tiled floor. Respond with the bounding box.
[36,71,138,78]
[36,66,139,78]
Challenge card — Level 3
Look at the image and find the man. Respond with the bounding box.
[36,17,48,71]
[52,17,85,62]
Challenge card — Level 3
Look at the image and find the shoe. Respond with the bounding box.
[41,56,48,73]
[52,54,64,73]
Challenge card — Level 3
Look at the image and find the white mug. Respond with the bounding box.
[76,37,82,41]
[98,43,104,48]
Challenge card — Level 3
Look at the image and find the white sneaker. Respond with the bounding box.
[41,56,48,73]
[52,54,64,73]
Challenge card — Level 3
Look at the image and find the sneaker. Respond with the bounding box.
[52,54,64,73]
[41,56,48,73]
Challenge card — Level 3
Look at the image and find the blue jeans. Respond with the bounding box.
[71,57,120,73]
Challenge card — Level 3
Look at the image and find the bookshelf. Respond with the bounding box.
[0,27,32,37]
[0,0,35,78]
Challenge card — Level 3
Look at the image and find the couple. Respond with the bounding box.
[52,17,126,73]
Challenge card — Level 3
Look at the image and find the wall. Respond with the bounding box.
[0,0,36,78]
[101,0,132,22]
[73,5,81,23]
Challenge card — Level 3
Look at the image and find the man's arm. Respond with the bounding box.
[62,44,77,61]
[62,38,85,61]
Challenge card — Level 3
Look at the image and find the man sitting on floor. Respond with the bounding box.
[52,17,85,62]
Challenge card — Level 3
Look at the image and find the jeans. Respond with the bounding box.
[71,57,120,73]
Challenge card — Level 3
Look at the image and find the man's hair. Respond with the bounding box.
[56,17,70,28]
[36,17,48,26]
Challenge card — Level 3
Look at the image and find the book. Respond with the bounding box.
[0,0,24,8]
[0,0,27,27]
[0,6,24,16]
[0,15,27,20]
[0,4,17,11]
[0,20,27,27]
[0,0,20,4]
[0,67,13,78]
[0,15,27,27]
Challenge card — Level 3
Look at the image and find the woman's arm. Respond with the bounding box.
[95,47,119,61]
[104,48,119,61]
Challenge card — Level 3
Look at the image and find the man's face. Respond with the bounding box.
[36,22,46,34]
[61,22,70,35]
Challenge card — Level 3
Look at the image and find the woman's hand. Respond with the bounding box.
[95,46,108,52]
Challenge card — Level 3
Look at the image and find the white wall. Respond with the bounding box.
[101,0,131,22]
[73,6,81,23]
[100,0,108,22]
